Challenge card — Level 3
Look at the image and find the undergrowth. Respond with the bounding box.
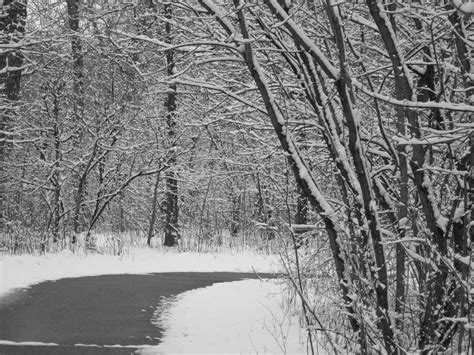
[0,224,279,256]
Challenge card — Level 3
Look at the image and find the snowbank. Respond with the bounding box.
[0,247,280,298]
[141,278,320,354]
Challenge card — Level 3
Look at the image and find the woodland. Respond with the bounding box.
[0,0,473,353]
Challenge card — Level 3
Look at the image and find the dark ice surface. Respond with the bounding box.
[0,272,275,354]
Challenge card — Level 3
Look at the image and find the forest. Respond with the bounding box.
[0,0,473,353]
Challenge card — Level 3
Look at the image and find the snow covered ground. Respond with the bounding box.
[145,278,312,354]
[0,247,320,354]
[0,247,280,298]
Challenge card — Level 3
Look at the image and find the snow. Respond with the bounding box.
[397,217,409,230]
[0,341,59,346]
[452,0,474,14]
[200,0,237,37]
[393,134,466,146]
[0,341,154,349]
[352,78,474,113]
[267,0,338,80]
[0,247,280,298]
[454,253,470,266]
[142,279,316,354]
[0,247,324,353]
[453,202,466,222]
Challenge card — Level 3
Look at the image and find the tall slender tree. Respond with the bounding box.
[66,0,86,242]
[163,3,179,246]
[0,0,27,228]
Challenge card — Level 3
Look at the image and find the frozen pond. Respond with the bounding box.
[0,272,273,354]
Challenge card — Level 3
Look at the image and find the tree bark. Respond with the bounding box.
[294,185,308,226]
[66,0,86,242]
[0,0,27,228]
[163,3,179,247]
[221,0,362,341]
[446,2,473,348]
[365,0,452,349]
[325,3,394,350]
[147,172,161,246]
[52,91,62,243]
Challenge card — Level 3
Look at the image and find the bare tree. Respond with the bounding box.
[65,0,86,242]
[162,3,179,247]
[0,0,27,228]
[185,1,473,352]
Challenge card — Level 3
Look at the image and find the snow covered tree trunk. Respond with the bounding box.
[147,172,161,247]
[0,0,26,228]
[447,1,474,348]
[66,0,86,242]
[366,0,467,350]
[224,0,363,343]
[325,4,395,350]
[294,186,308,225]
[163,3,179,247]
[294,137,308,228]
[51,91,62,243]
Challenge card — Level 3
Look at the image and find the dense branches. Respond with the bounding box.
[0,0,27,228]
[175,1,472,352]
[2,1,472,352]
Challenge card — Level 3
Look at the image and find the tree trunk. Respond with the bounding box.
[293,185,308,249]
[66,0,86,242]
[52,92,62,243]
[220,0,363,342]
[365,1,452,349]
[294,184,308,226]
[446,2,473,348]
[147,172,161,246]
[164,169,179,246]
[0,0,27,228]
[66,0,84,121]
[230,191,241,237]
[327,3,393,348]
[163,3,179,247]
